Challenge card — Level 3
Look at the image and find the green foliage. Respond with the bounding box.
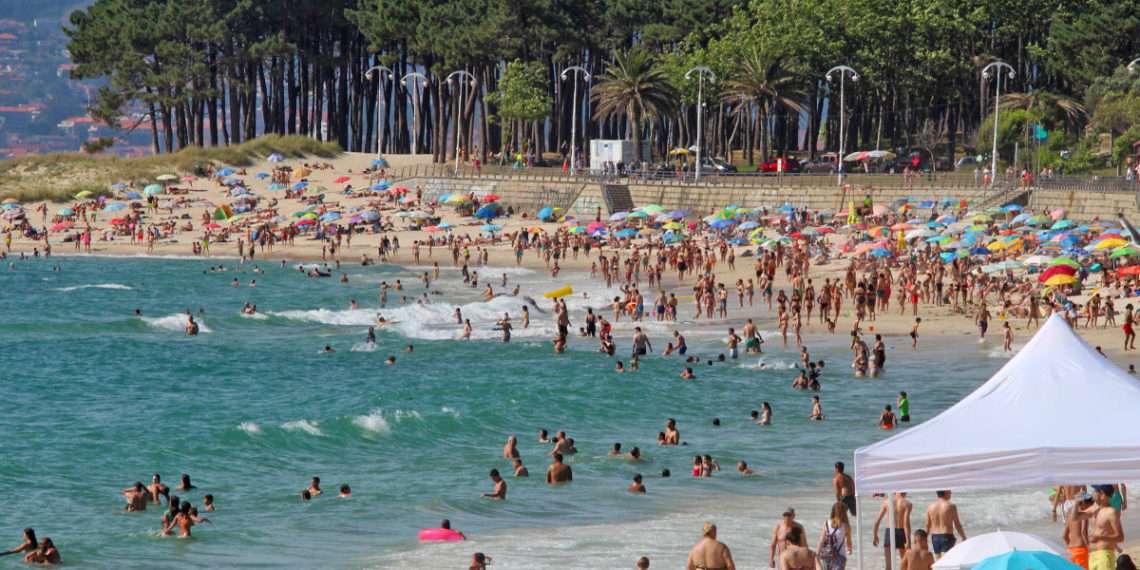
[82,137,116,155]
[591,48,680,148]
[486,60,552,123]
[0,136,341,203]
[975,109,1042,165]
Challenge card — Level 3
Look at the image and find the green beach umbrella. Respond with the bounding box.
[1049,257,1080,269]
[1110,247,1140,259]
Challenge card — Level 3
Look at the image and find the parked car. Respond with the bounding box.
[955,156,980,170]
[759,157,803,173]
[803,157,837,174]
[699,157,737,173]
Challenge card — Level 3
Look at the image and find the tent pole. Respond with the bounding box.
[887,491,896,570]
[855,494,864,570]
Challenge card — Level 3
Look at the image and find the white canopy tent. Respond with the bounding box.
[855,314,1140,493]
[851,314,1140,567]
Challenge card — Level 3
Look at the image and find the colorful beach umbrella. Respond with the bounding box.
[973,550,1081,570]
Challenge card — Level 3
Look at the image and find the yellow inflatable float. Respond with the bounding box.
[544,286,573,299]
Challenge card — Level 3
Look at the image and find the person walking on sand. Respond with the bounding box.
[780,526,817,570]
[924,490,966,559]
[873,492,913,570]
[1073,485,1125,570]
[900,530,934,570]
[1064,491,1093,569]
[817,502,853,570]
[770,507,806,567]
[687,522,736,570]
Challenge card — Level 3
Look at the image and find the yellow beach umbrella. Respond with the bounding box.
[1044,274,1078,287]
[1095,238,1128,250]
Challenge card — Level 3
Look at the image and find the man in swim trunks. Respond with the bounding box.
[632,327,652,358]
[546,453,573,484]
[833,462,856,516]
[687,522,736,570]
[924,490,966,559]
[1074,485,1124,570]
[122,482,149,511]
[1064,492,1092,568]
[873,492,912,570]
[769,507,806,567]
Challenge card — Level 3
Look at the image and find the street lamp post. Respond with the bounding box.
[825,65,858,187]
[446,69,477,176]
[982,61,1015,187]
[365,65,395,157]
[560,65,591,175]
[401,72,428,155]
[685,66,716,182]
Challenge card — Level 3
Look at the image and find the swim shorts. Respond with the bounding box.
[1089,549,1113,570]
[1068,546,1089,569]
[931,533,956,554]
[841,495,856,516]
[882,528,907,549]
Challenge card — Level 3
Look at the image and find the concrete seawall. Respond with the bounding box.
[396,174,1137,221]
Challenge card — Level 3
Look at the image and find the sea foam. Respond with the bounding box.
[142,313,213,333]
[281,419,323,436]
[54,283,133,292]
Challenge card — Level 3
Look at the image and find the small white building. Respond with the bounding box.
[589,139,648,171]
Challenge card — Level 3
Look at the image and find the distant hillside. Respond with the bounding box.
[0,0,90,21]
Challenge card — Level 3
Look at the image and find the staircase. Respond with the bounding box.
[976,185,1032,211]
[601,184,635,213]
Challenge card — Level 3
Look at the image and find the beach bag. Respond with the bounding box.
[819,524,843,561]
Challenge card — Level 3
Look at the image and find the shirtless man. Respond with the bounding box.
[687,523,736,570]
[924,490,966,559]
[546,453,573,484]
[551,431,573,456]
[307,477,323,497]
[122,482,149,511]
[482,469,507,500]
[1074,485,1125,570]
[769,507,806,567]
[779,527,816,570]
[502,435,519,459]
[872,492,913,570]
[632,327,653,358]
[148,473,170,506]
[512,458,529,477]
[900,529,934,570]
[1064,492,1093,569]
[664,419,680,445]
[833,462,856,516]
[628,474,646,493]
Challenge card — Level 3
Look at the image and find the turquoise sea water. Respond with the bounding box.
[1,255,1045,568]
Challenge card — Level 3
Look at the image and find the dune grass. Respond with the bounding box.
[0,135,341,203]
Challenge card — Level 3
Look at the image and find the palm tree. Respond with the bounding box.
[999,91,1088,132]
[723,47,805,163]
[591,48,680,157]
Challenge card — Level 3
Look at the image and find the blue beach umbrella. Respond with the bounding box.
[361,210,380,222]
[372,158,390,168]
[58,208,74,216]
[103,202,126,212]
[218,167,235,177]
[320,212,341,222]
[738,221,760,231]
[973,551,1081,570]
[292,182,307,191]
[124,191,142,200]
[610,211,629,221]
[870,247,892,258]
[255,172,270,179]
[475,205,500,219]
[538,207,555,221]
[709,219,735,229]
[481,224,502,232]
[615,228,638,238]
[970,246,991,256]
[111,183,128,191]
[143,184,163,195]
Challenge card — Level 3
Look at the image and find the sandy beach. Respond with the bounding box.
[7,150,1140,369]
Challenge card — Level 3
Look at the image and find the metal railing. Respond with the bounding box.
[385,163,1140,198]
